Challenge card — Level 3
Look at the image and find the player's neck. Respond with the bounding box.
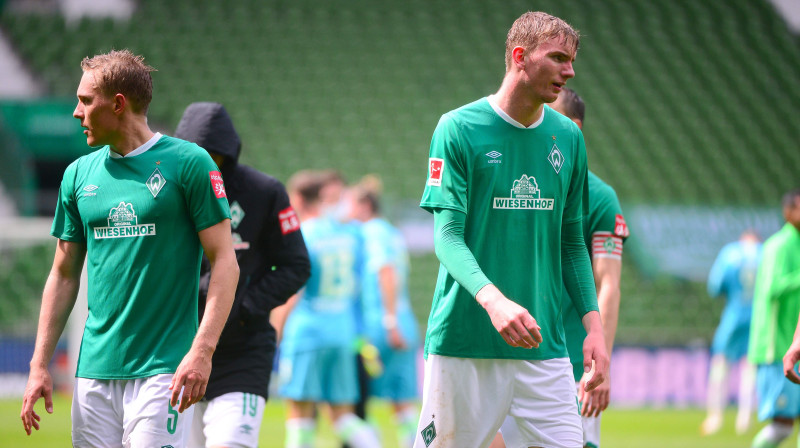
[109,116,155,157]
[494,76,544,127]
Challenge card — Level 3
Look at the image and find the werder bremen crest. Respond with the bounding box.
[421,420,437,447]
[230,201,245,229]
[146,168,166,198]
[548,143,565,174]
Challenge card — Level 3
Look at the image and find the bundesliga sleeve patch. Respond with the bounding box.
[279,206,301,235]
[209,171,227,198]
[428,158,444,186]
[614,214,630,237]
[592,232,623,259]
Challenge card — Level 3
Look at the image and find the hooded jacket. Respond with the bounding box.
[175,102,310,400]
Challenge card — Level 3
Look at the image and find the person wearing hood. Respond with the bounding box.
[175,102,311,448]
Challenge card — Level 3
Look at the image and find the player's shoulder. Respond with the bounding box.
[159,134,206,157]
[65,147,110,176]
[544,105,582,135]
[588,171,620,200]
[362,217,395,237]
[237,164,285,191]
[439,97,493,126]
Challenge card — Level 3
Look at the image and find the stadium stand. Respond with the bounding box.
[0,0,798,348]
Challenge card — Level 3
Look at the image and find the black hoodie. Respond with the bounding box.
[175,102,310,400]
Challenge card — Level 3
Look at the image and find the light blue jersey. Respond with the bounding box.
[360,218,419,348]
[707,239,762,360]
[281,216,364,354]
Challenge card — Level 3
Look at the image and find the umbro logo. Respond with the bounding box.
[83,185,99,197]
[485,151,502,164]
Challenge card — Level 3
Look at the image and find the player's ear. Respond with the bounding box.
[511,46,526,68]
[113,93,126,115]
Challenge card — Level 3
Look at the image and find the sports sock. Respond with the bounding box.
[736,360,756,434]
[706,355,728,415]
[335,412,381,448]
[396,406,419,448]
[285,417,315,448]
[751,421,793,448]
[701,355,728,435]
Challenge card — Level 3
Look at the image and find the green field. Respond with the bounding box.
[2,393,797,447]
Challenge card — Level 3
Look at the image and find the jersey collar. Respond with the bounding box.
[109,132,162,159]
[487,95,545,129]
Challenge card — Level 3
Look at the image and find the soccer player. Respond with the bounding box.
[174,102,311,448]
[494,87,629,448]
[415,11,608,448]
[700,230,761,436]
[748,188,800,448]
[347,176,420,447]
[19,50,239,447]
[275,170,381,448]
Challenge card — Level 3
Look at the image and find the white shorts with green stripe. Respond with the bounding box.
[415,355,582,448]
[189,391,265,448]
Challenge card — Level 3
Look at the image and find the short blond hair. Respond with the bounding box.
[80,49,156,114]
[504,11,580,71]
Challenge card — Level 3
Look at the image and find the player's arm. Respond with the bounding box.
[706,249,727,299]
[21,239,86,435]
[561,133,607,393]
[270,292,301,343]
[784,311,800,384]
[240,193,310,322]
[579,253,622,417]
[170,219,238,413]
[378,264,407,349]
[433,208,542,349]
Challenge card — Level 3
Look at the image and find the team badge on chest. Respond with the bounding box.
[146,168,166,198]
[548,144,565,174]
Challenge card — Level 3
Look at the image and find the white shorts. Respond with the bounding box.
[414,355,582,448]
[72,374,193,448]
[503,412,600,447]
[189,392,266,448]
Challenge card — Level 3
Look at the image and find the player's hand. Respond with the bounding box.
[387,327,408,350]
[20,365,54,435]
[581,330,609,392]
[784,343,800,384]
[476,284,542,349]
[169,346,212,413]
[578,368,610,417]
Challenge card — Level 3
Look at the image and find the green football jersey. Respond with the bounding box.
[51,134,231,379]
[748,223,800,365]
[562,171,629,381]
[420,97,597,360]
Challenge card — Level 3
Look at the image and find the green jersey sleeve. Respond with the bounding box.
[561,131,597,317]
[51,160,86,243]
[420,114,469,214]
[179,145,232,231]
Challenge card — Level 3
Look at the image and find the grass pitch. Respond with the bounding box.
[1,393,796,447]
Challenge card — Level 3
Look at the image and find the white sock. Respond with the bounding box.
[335,412,382,448]
[752,421,793,448]
[736,360,756,430]
[285,417,315,448]
[396,406,419,448]
[706,355,728,418]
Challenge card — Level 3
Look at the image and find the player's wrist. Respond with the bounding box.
[382,314,398,330]
[475,283,500,308]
